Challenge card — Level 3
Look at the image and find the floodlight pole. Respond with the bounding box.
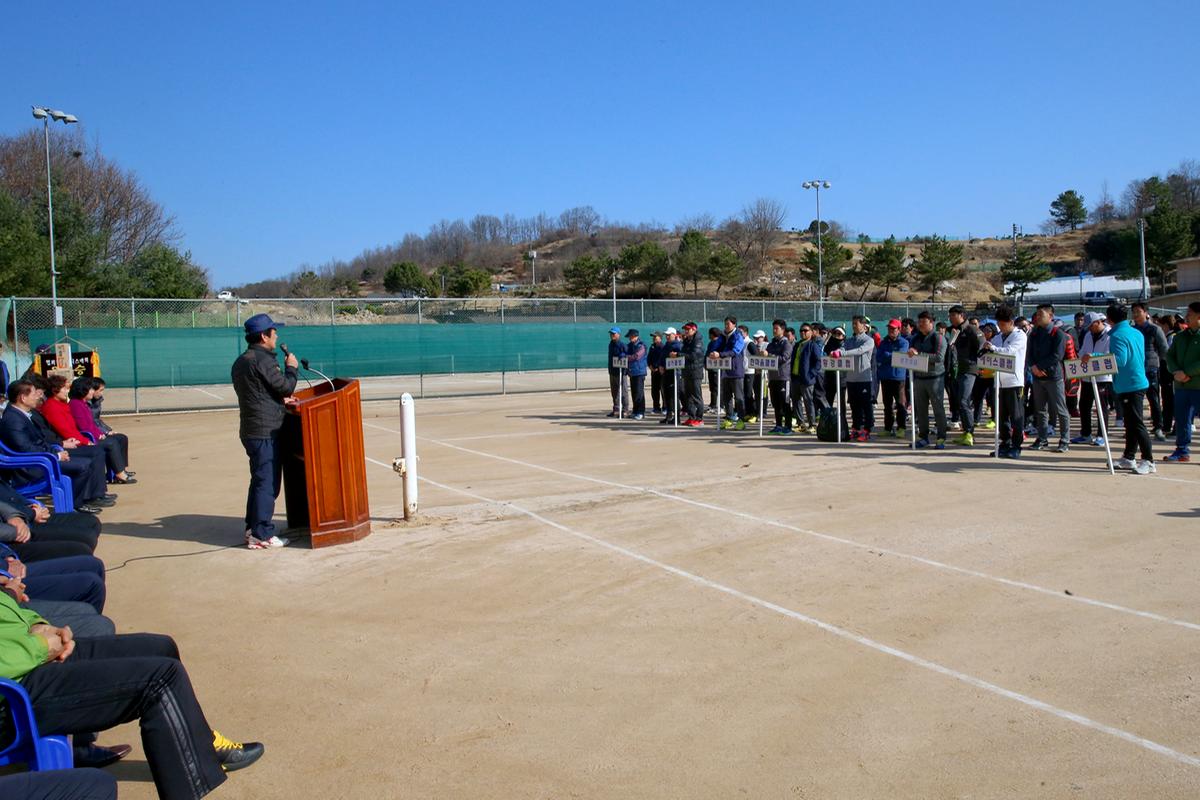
[33,106,78,329]
[1137,218,1148,300]
[804,180,831,322]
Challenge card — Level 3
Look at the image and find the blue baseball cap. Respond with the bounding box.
[609,326,620,334]
[244,313,286,335]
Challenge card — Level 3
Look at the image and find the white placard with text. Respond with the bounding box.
[979,352,1017,374]
[749,355,779,371]
[821,356,855,372]
[890,352,929,372]
[1063,355,1118,378]
[665,356,685,370]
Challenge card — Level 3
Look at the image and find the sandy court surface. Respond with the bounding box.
[86,389,1200,799]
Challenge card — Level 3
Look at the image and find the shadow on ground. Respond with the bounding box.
[103,514,262,546]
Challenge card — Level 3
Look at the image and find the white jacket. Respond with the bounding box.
[1080,326,1113,383]
[989,327,1027,388]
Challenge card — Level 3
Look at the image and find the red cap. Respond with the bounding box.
[887,318,901,328]
[682,322,698,330]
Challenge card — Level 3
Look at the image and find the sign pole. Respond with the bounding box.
[618,363,623,420]
[836,371,842,444]
[717,367,722,429]
[1093,377,1114,474]
[909,368,916,449]
[994,376,1001,459]
[673,368,679,428]
[759,369,766,437]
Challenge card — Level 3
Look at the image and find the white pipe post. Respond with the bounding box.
[1093,378,1114,474]
[618,363,624,420]
[673,368,679,428]
[716,368,722,429]
[400,393,418,519]
[835,371,842,444]
[909,369,917,449]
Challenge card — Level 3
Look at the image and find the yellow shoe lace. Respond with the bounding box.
[213,730,243,752]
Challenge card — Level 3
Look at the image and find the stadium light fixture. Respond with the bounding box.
[31,105,80,327]
[804,180,832,321]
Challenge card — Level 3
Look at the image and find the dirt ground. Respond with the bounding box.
[86,389,1200,799]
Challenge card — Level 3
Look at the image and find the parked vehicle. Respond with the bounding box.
[217,290,234,301]
[1082,290,1118,306]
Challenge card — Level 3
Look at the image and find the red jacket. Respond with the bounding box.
[39,396,84,442]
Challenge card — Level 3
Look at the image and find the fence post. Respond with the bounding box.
[762,300,766,320]
[641,299,645,323]
[703,300,708,321]
[417,298,422,324]
[154,310,159,328]
[9,298,18,373]
[237,302,243,328]
[500,295,505,324]
[331,299,336,326]
[573,300,577,323]
[191,309,196,328]
[131,332,140,414]
[130,299,136,329]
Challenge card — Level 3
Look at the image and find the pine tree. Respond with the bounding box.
[911,236,965,302]
[1001,246,1052,304]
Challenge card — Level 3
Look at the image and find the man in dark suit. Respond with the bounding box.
[2,381,111,513]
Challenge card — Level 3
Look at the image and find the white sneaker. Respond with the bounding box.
[1134,460,1157,475]
[245,531,290,549]
[1115,458,1136,470]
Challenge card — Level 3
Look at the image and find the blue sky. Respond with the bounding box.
[4,0,1197,289]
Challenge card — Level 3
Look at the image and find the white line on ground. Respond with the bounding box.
[362,420,1200,632]
[190,387,223,400]
[360,452,1200,770]
[438,430,571,443]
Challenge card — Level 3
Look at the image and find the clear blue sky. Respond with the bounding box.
[5,0,1197,289]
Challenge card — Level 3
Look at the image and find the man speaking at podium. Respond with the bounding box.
[231,313,299,550]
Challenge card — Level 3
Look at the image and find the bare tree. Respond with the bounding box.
[715,217,754,264]
[468,214,504,243]
[1167,159,1200,212]
[673,212,715,235]
[1089,180,1118,225]
[0,127,179,264]
[740,197,787,275]
[558,206,602,236]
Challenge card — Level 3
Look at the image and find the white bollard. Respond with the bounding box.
[398,393,419,519]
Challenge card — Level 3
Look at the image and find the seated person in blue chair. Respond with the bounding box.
[0,590,266,798]
[1,380,113,515]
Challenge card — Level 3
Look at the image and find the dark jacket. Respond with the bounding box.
[1027,324,1067,380]
[647,342,668,371]
[231,344,299,439]
[1134,320,1168,372]
[953,323,983,375]
[908,330,946,378]
[607,339,626,374]
[2,405,58,455]
[875,334,911,382]
[681,333,706,374]
[765,336,794,382]
[793,339,824,386]
[625,339,648,377]
[87,397,112,434]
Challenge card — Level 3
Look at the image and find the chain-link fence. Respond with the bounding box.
[5,296,1183,415]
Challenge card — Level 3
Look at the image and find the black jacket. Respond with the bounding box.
[231,344,298,439]
[2,405,57,454]
[952,323,983,375]
[1027,325,1066,380]
[681,333,706,375]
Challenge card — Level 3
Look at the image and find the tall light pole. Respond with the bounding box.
[528,250,537,289]
[1137,205,1155,300]
[32,106,79,328]
[803,180,831,321]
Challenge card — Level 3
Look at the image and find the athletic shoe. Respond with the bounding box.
[606,411,618,418]
[896,427,906,439]
[1029,439,1049,451]
[934,439,946,450]
[745,415,758,424]
[1070,435,1091,444]
[1153,429,1166,442]
[734,419,747,431]
[706,405,717,413]
[246,532,290,550]
[983,420,996,430]
[953,433,974,446]
[686,419,703,427]
[855,430,870,442]
[1134,460,1157,475]
[768,426,783,435]
[719,419,735,430]
[778,427,793,435]
[1115,457,1136,470]
[1002,449,1022,459]
[1164,451,1190,462]
[659,416,672,425]
[1054,442,1070,453]
[914,437,930,449]
[1092,436,1106,447]
[652,407,662,414]
[950,421,962,431]
[632,413,644,420]
[214,730,265,773]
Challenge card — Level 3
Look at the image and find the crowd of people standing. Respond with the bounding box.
[605,301,1200,474]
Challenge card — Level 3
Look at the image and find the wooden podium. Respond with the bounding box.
[280,378,371,548]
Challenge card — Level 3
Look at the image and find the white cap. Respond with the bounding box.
[664,327,678,335]
[754,329,767,339]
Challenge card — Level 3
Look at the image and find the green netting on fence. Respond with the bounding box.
[31,319,789,388]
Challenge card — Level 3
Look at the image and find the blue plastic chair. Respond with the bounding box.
[0,441,74,513]
[0,678,73,770]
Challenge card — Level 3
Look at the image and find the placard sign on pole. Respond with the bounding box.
[979,352,1017,459]
[891,353,929,449]
[709,356,732,428]
[749,355,779,437]
[821,356,854,443]
[666,356,685,428]
[1065,357,1118,473]
[612,357,628,420]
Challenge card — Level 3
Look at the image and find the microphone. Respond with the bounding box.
[279,343,314,390]
[300,358,336,392]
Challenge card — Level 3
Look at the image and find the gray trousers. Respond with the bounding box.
[1031,378,1070,443]
[609,371,631,413]
[913,376,947,441]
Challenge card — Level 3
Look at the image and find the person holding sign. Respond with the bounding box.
[982,306,1028,458]
[790,324,824,433]
[606,327,630,418]
[1105,304,1155,474]
[1072,312,1112,447]
[765,320,794,434]
[828,316,876,442]
[907,311,948,449]
[876,319,910,437]
[711,317,747,430]
[647,332,667,415]
[1027,304,1070,452]
[1163,302,1200,462]
[680,323,707,426]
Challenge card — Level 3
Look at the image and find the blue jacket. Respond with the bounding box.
[1108,320,1149,394]
[625,339,648,377]
[875,334,911,381]
[716,328,747,378]
[791,339,824,386]
[647,342,668,370]
[607,339,627,374]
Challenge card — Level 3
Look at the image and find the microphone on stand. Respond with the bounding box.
[301,358,336,393]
